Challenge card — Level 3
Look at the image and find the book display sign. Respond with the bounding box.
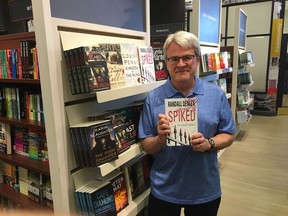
[239,9,247,49]
[198,0,220,46]
[165,97,198,146]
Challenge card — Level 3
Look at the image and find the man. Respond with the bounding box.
[138,31,236,216]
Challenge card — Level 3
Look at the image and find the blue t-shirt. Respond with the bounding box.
[138,77,236,205]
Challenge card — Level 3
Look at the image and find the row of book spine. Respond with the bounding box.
[75,153,152,216]
[0,87,44,123]
[0,123,48,163]
[70,103,143,168]
[0,161,53,209]
[63,44,169,95]
[0,40,39,80]
[201,51,231,73]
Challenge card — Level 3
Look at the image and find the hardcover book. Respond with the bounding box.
[86,180,117,216]
[153,47,169,81]
[137,46,156,84]
[165,97,198,146]
[70,120,118,167]
[82,46,111,92]
[101,170,129,213]
[99,43,125,89]
[118,43,142,86]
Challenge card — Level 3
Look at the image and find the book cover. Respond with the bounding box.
[137,46,156,84]
[82,46,111,92]
[127,154,146,200]
[99,43,126,89]
[0,122,12,155]
[102,170,129,213]
[18,166,28,196]
[71,120,118,167]
[153,47,169,81]
[218,78,227,94]
[27,170,41,204]
[43,174,53,209]
[86,181,117,216]
[165,97,198,146]
[119,43,142,86]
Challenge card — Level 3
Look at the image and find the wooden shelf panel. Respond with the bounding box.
[0,32,35,50]
[0,78,40,85]
[0,183,52,212]
[0,117,45,130]
[0,153,50,176]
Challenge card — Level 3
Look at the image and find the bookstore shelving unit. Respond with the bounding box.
[30,0,156,214]
[0,31,51,212]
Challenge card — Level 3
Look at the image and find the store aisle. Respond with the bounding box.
[218,115,288,216]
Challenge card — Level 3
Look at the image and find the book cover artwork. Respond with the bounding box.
[165,98,198,146]
[153,48,169,81]
[137,46,156,84]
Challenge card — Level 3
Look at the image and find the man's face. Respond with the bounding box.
[166,42,199,84]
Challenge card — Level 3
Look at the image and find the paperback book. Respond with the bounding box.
[165,97,198,146]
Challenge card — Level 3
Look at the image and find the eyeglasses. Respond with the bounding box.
[166,55,196,64]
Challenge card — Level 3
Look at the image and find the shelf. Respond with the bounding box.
[238,97,254,108]
[98,143,143,176]
[118,188,150,216]
[0,183,52,212]
[199,67,232,82]
[95,81,166,103]
[72,143,143,189]
[0,78,40,85]
[0,153,50,176]
[0,117,45,130]
[0,32,35,41]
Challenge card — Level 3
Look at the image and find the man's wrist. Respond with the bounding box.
[207,138,215,152]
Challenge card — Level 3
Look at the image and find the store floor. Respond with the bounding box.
[217,115,288,216]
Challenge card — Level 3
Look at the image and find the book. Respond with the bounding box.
[101,170,129,213]
[153,47,169,81]
[0,122,12,155]
[99,43,126,89]
[218,78,227,94]
[27,170,42,204]
[86,180,117,216]
[124,153,148,200]
[82,46,111,92]
[137,46,156,84]
[118,43,142,86]
[165,97,198,146]
[43,174,53,209]
[18,166,29,196]
[70,120,118,167]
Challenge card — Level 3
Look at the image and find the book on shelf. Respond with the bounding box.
[18,166,29,196]
[70,119,118,167]
[0,122,12,155]
[43,174,53,209]
[76,180,117,216]
[165,97,198,146]
[123,153,152,200]
[218,78,227,94]
[137,46,156,84]
[87,102,143,155]
[101,169,129,213]
[153,47,169,81]
[27,170,43,204]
